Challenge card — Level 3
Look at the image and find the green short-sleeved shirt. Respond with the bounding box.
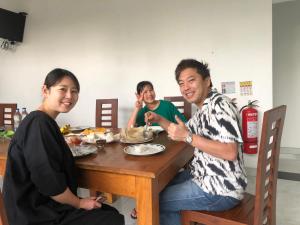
[136,100,187,126]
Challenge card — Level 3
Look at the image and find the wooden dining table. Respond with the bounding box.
[0,131,194,225]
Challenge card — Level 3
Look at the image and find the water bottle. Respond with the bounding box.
[21,107,28,120]
[13,108,22,131]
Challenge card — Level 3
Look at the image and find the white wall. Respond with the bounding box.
[273,0,300,148]
[0,0,272,167]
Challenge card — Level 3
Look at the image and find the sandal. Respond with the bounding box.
[130,208,137,219]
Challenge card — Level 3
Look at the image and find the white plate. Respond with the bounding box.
[81,137,100,144]
[81,133,119,144]
[81,134,105,144]
[120,136,153,144]
[69,145,98,157]
[148,126,164,133]
[124,143,165,156]
[69,126,90,132]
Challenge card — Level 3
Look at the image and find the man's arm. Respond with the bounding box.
[188,135,238,161]
[168,116,238,161]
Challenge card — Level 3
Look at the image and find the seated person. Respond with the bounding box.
[146,59,247,225]
[127,81,187,219]
[3,68,124,225]
[127,80,187,128]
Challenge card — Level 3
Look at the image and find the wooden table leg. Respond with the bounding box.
[0,159,6,177]
[136,176,159,225]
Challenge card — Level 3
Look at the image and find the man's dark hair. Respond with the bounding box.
[136,81,153,94]
[175,59,212,87]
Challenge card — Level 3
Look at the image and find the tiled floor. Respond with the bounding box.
[1,147,300,225]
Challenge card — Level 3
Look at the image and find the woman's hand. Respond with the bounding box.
[79,197,102,210]
[127,91,145,128]
[145,111,160,125]
[167,115,189,142]
[135,92,144,110]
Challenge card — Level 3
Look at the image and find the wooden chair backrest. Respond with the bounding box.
[253,105,286,225]
[0,104,17,128]
[0,189,9,225]
[95,99,118,128]
[164,96,192,120]
[180,105,287,225]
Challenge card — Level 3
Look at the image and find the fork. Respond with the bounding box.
[143,123,149,139]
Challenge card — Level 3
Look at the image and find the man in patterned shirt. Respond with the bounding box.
[146,59,247,225]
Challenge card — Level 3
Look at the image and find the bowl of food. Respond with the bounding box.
[65,135,82,147]
[120,127,153,143]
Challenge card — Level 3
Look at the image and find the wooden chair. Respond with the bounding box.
[93,99,118,203]
[0,189,9,225]
[181,105,287,225]
[95,99,118,128]
[164,96,192,120]
[0,104,17,129]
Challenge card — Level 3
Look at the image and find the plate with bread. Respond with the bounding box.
[120,127,154,144]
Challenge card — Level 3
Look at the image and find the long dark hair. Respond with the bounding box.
[44,68,80,92]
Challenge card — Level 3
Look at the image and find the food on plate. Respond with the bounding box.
[148,126,164,133]
[0,130,15,138]
[123,143,165,156]
[65,135,82,146]
[105,132,114,143]
[85,133,101,143]
[134,145,149,153]
[60,124,70,134]
[121,127,153,142]
[81,127,106,135]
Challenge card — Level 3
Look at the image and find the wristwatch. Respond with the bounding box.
[185,132,193,145]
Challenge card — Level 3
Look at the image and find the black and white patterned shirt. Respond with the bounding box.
[186,90,247,200]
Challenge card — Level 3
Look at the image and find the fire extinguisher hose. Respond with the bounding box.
[239,100,259,113]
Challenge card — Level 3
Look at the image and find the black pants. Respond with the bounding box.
[59,204,124,225]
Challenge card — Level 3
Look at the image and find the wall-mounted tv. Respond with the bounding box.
[0,8,27,42]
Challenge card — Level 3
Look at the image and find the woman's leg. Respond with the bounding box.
[159,178,240,225]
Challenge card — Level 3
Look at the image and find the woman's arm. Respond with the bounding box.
[127,93,144,128]
[51,187,101,210]
[127,106,141,128]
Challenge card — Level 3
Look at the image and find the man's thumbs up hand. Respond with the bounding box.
[167,115,188,142]
[175,115,185,127]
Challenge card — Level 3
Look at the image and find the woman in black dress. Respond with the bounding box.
[3,69,124,225]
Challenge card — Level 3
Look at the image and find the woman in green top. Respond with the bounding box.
[127,80,187,219]
[127,80,187,127]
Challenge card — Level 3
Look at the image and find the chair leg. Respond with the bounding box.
[181,211,204,225]
[181,211,192,225]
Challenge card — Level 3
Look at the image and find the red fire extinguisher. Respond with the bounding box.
[240,100,259,154]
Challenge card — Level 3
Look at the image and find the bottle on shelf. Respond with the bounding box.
[13,108,22,131]
[21,107,28,120]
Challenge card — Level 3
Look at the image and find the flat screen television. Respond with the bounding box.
[0,8,27,42]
